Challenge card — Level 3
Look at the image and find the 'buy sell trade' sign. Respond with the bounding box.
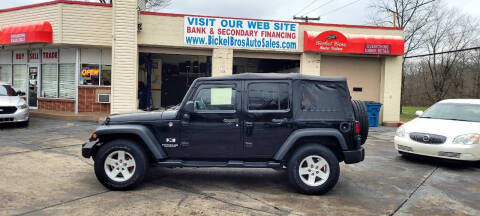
[184,16,299,50]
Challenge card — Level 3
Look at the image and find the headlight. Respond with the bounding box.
[453,133,480,145]
[17,104,28,109]
[395,126,405,137]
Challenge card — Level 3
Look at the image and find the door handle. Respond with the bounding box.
[266,118,288,127]
[223,118,239,123]
[272,118,287,123]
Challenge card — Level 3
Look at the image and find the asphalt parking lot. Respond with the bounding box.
[1,118,479,216]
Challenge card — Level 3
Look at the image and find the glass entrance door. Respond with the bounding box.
[28,66,38,108]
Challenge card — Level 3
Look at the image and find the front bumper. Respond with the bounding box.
[394,136,480,161]
[343,147,365,164]
[82,140,99,158]
[0,108,29,123]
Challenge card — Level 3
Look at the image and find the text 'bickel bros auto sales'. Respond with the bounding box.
[184,16,299,50]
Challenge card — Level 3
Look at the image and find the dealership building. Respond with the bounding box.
[0,0,404,125]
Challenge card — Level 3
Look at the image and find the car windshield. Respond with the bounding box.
[421,102,480,122]
[0,85,16,96]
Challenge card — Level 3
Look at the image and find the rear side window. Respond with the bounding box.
[248,82,289,111]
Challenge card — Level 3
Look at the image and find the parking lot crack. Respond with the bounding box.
[152,180,281,215]
[205,183,296,216]
[0,143,82,157]
[389,166,438,216]
[15,190,110,216]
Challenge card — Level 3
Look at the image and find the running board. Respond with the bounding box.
[155,160,282,169]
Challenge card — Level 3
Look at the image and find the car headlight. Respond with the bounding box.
[17,104,28,109]
[453,133,480,145]
[395,126,405,137]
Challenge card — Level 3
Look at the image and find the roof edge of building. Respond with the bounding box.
[0,0,111,13]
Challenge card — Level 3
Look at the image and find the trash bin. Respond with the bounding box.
[365,102,382,127]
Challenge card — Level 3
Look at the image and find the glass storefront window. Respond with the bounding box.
[80,64,99,85]
[41,64,58,98]
[59,64,76,99]
[13,65,27,93]
[0,64,12,84]
[101,65,111,86]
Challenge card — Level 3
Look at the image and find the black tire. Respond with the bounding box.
[94,139,148,190]
[287,144,340,195]
[18,120,29,127]
[352,100,369,144]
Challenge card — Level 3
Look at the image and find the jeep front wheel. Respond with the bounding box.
[94,139,148,190]
[287,144,340,194]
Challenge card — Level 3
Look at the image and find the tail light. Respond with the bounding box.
[355,121,360,134]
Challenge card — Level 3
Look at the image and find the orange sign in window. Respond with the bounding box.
[81,68,99,77]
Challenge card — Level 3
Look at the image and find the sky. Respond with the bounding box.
[1,0,479,26]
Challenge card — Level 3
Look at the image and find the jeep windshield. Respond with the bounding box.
[421,103,480,122]
[0,85,16,96]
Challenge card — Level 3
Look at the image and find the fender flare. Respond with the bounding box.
[94,124,167,160]
[273,128,348,161]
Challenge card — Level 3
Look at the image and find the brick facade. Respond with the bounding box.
[78,86,110,113]
[38,98,75,112]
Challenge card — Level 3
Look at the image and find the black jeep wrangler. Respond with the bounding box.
[82,73,368,194]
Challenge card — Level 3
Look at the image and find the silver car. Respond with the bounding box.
[0,82,29,125]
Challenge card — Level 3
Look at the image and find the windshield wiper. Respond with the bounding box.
[419,116,431,118]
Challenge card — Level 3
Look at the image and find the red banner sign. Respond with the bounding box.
[0,21,52,45]
[304,31,404,55]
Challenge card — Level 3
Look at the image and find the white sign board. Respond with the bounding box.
[184,16,298,51]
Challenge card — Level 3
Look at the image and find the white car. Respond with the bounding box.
[394,99,480,161]
[0,82,29,125]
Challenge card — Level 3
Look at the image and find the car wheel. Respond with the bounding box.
[287,144,340,195]
[94,139,148,190]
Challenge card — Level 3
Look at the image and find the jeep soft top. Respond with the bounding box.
[82,73,368,194]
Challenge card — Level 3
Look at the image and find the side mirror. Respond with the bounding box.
[16,91,25,96]
[183,101,194,114]
[415,110,424,117]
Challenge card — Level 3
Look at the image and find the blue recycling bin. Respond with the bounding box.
[365,102,382,127]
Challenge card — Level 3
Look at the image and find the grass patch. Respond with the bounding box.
[401,106,428,123]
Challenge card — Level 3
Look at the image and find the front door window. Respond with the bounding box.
[193,87,235,112]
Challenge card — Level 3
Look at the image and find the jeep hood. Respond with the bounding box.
[106,110,178,124]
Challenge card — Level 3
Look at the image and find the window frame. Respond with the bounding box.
[190,84,238,114]
[79,48,111,87]
[246,81,291,113]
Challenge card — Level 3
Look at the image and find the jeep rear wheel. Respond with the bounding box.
[94,139,148,190]
[287,144,340,194]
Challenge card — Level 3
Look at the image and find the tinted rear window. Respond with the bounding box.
[248,82,289,111]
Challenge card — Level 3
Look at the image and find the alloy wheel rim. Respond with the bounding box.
[298,155,330,187]
[104,150,136,182]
